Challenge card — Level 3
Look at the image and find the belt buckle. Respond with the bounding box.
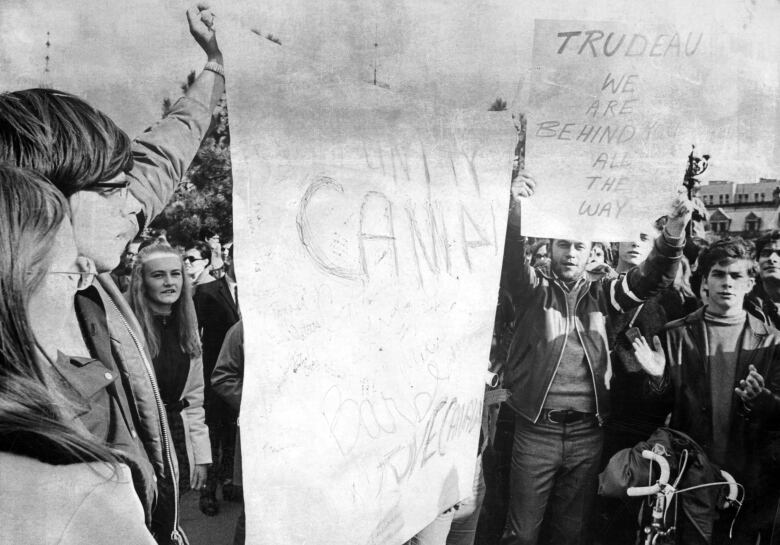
[546,409,566,424]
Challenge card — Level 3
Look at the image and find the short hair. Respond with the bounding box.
[697,237,756,278]
[186,240,212,264]
[754,230,780,259]
[200,227,218,241]
[0,88,133,197]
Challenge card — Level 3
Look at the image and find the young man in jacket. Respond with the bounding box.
[499,172,692,545]
[0,5,224,543]
[634,238,780,544]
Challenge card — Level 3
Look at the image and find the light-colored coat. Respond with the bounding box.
[0,452,156,545]
[180,354,212,483]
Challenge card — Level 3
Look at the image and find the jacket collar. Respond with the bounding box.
[541,267,588,293]
[684,305,768,384]
[681,306,769,335]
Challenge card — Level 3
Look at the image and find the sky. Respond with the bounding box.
[1,0,777,177]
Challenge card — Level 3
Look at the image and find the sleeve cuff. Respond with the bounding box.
[662,227,685,248]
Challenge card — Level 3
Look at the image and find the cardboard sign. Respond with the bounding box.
[522,20,737,241]
[221,21,515,544]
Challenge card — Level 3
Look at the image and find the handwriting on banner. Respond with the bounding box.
[554,30,703,58]
[296,143,502,286]
[533,28,704,221]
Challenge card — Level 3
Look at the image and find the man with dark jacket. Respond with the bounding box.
[634,237,780,544]
[193,245,240,514]
[499,172,691,545]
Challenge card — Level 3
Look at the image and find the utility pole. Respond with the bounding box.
[41,31,52,88]
[372,24,378,86]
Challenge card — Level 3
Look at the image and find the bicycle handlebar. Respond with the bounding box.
[626,450,671,497]
[720,469,738,507]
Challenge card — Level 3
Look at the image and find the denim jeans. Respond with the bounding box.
[500,414,603,545]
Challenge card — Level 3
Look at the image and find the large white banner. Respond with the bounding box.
[221,19,516,544]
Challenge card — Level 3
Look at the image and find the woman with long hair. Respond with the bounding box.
[0,165,155,544]
[127,242,211,495]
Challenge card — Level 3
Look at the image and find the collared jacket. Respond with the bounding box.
[656,309,780,485]
[211,320,244,414]
[500,224,684,424]
[66,95,213,544]
[178,355,212,480]
[194,276,240,380]
[211,321,244,487]
[0,453,156,545]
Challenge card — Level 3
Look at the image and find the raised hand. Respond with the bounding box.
[187,3,222,62]
[511,170,537,202]
[663,192,694,238]
[632,335,666,377]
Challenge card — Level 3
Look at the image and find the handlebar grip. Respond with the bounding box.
[720,470,738,507]
[626,450,671,497]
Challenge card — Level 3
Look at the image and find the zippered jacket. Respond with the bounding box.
[91,95,213,544]
[500,224,684,424]
[657,309,780,486]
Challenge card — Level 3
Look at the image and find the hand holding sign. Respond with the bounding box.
[509,170,536,226]
[511,170,537,201]
[663,193,694,238]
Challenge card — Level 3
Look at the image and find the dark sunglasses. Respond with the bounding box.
[184,255,204,263]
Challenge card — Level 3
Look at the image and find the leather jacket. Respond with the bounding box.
[501,225,683,424]
[658,309,780,482]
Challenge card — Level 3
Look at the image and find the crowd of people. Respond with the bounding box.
[0,4,236,544]
[0,4,778,545]
[461,173,779,545]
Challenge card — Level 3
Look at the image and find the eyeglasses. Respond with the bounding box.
[88,178,131,201]
[183,255,205,263]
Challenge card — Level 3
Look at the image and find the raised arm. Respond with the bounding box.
[500,171,542,297]
[129,3,226,224]
[609,196,692,312]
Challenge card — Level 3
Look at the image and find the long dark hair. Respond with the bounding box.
[0,164,118,464]
[127,242,201,359]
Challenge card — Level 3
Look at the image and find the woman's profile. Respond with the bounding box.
[0,165,155,544]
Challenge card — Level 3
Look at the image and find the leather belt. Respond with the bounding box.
[542,409,594,424]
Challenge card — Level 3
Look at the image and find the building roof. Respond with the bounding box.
[708,205,779,230]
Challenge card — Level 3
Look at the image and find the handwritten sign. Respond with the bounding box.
[522,20,732,241]
[221,22,515,544]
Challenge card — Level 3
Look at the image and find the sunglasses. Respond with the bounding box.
[184,255,205,263]
[759,248,780,259]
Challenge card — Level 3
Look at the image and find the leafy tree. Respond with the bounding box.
[488,97,507,111]
[151,72,232,247]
